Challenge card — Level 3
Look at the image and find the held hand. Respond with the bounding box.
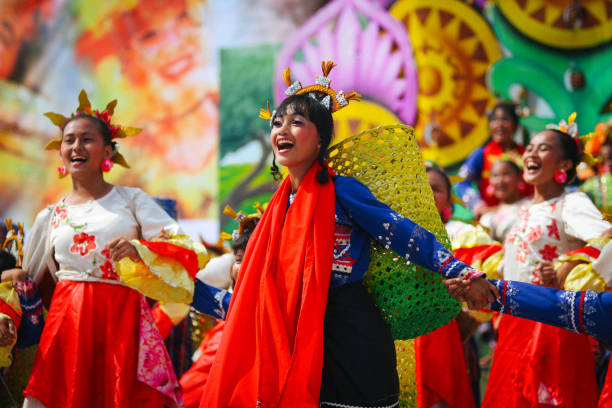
[0,317,15,347]
[152,228,172,241]
[1,268,27,283]
[600,228,612,239]
[106,238,141,262]
[443,278,470,302]
[462,277,499,310]
[535,261,558,288]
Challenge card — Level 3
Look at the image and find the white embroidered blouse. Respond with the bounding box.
[503,191,610,283]
[25,186,180,284]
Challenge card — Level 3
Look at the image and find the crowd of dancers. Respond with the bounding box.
[1,62,612,408]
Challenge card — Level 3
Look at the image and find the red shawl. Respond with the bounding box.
[201,163,335,407]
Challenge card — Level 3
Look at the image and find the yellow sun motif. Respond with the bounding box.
[392,0,502,166]
[332,100,402,145]
[497,0,612,49]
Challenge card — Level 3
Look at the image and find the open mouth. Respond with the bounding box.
[524,160,541,173]
[276,137,295,154]
[71,156,87,166]
[160,54,195,80]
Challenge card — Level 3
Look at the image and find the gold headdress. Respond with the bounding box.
[259,60,361,121]
[44,90,142,176]
[2,219,24,267]
[546,112,599,167]
[220,203,266,242]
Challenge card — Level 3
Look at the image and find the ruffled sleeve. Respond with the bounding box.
[23,207,57,283]
[335,176,483,281]
[560,238,612,292]
[448,222,503,280]
[0,281,21,367]
[113,187,209,303]
[562,192,610,241]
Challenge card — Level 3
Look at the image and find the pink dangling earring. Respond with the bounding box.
[518,181,527,194]
[442,207,452,223]
[554,169,567,184]
[101,158,114,172]
[57,164,67,177]
[485,184,495,197]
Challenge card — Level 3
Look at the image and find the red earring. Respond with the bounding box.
[554,169,567,184]
[485,184,495,197]
[518,181,527,194]
[442,207,452,223]
[57,164,67,177]
[101,158,114,172]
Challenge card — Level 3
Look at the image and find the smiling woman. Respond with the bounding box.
[21,91,209,408]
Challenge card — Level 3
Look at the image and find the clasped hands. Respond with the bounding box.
[105,228,171,263]
[444,276,499,310]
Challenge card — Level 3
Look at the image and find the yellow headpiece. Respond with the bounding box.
[220,203,266,242]
[546,112,599,167]
[44,90,142,177]
[2,219,24,267]
[259,60,361,121]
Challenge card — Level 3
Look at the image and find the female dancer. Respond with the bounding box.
[21,91,207,408]
[196,63,497,408]
[481,120,611,408]
[456,102,528,217]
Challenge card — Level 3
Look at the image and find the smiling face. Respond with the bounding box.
[270,107,321,172]
[489,107,517,147]
[489,160,522,203]
[427,169,452,217]
[523,130,572,186]
[60,117,112,178]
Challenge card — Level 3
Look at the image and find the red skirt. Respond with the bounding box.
[482,314,598,408]
[415,319,475,408]
[24,281,179,408]
[599,360,612,408]
[179,320,226,408]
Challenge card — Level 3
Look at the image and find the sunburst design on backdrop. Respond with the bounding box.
[392,0,501,166]
[497,0,612,49]
[332,100,402,145]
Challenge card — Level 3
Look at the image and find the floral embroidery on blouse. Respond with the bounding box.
[539,244,558,261]
[70,232,97,256]
[99,249,118,280]
[526,225,542,243]
[51,205,68,229]
[547,219,560,240]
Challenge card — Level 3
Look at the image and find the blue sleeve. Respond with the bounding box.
[489,279,612,343]
[15,279,44,349]
[456,147,485,209]
[191,279,232,320]
[334,176,480,280]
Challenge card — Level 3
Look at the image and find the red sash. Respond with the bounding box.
[201,163,335,407]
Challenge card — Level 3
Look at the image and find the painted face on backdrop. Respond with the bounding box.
[523,130,571,186]
[270,107,321,171]
[60,118,112,177]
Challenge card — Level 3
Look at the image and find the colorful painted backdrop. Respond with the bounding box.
[2,0,612,238]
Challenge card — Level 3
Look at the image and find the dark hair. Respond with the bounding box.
[545,128,580,185]
[0,250,17,272]
[64,113,113,146]
[603,135,612,149]
[489,102,519,130]
[491,159,522,177]
[426,167,452,199]
[270,94,334,184]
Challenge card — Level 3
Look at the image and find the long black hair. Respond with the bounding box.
[270,94,334,184]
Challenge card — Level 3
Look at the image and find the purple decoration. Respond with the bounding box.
[274,0,418,125]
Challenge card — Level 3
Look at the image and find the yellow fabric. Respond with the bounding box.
[0,312,15,368]
[158,302,190,325]
[564,263,607,292]
[0,281,19,368]
[116,235,209,303]
[451,228,499,250]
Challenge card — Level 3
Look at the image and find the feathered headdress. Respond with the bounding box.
[2,219,24,267]
[259,60,361,121]
[546,112,598,167]
[220,203,266,242]
[44,90,142,176]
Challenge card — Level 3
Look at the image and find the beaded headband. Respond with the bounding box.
[220,203,265,242]
[43,90,142,175]
[2,219,24,267]
[259,60,361,121]
[546,112,598,167]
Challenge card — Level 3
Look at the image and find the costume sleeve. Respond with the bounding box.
[562,192,610,241]
[191,279,232,320]
[195,252,234,290]
[450,224,504,280]
[0,282,21,367]
[489,279,612,344]
[114,187,210,304]
[456,147,484,210]
[335,177,483,281]
[22,207,57,282]
[14,279,44,349]
[559,238,612,292]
